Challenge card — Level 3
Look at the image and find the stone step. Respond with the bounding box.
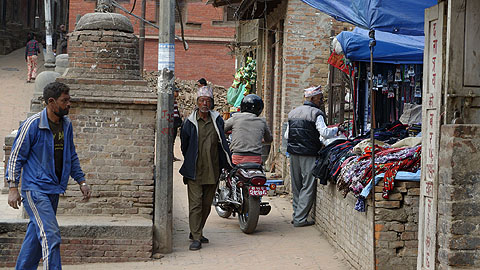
[0,216,153,267]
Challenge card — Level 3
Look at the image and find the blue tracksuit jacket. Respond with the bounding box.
[5,108,85,193]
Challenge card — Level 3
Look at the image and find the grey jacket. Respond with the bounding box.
[224,112,273,155]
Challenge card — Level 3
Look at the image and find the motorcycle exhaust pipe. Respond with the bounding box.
[214,199,242,207]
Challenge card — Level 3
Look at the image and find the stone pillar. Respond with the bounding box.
[56,12,157,217]
[55,54,69,75]
[2,134,14,191]
[437,125,480,269]
[418,1,480,269]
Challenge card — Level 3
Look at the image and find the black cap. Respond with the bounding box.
[197,78,207,86]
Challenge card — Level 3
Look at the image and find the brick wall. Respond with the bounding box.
[316,180,420,270]
[68,0,236,87]
[54,23,157,217]
[68,0,234,39]
[316,182,374,270]
[437,125,480,269]
[143,39,235,87]
[374,181,420,269]
[55,100,156,217]
[0,219,152,267]
[67,30,141,80]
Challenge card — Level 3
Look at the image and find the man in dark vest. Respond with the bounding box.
[285,86,344,227]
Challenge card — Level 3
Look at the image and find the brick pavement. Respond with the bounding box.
[0,47,44,214]
[50,140,352,270]
[0,48,43,162]
[0,137,353,269]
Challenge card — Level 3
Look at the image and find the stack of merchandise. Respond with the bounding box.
[311,122,422,212]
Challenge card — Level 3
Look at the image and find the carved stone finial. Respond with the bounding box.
[95,0,114,13]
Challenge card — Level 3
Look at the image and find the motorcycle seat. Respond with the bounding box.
[234,162,263,170]
[229,162,263,179]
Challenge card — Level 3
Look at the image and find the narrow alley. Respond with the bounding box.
[61,149,352,270]
[0,48,352,270]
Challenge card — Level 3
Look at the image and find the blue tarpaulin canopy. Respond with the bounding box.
[301,0,437,36]
[336,28,425,64]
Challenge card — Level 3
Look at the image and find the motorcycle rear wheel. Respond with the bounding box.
[238,188,260,234]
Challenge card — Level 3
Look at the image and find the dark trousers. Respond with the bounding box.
[187,180,216,240]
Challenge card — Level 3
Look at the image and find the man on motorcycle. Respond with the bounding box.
[224,94,273,165]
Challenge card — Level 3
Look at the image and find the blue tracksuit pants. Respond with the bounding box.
[16,190,61,270]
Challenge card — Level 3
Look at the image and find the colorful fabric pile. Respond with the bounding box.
[311,123,421,211]
[337,145,421,199]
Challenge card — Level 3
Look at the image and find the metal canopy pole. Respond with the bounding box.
[369,29,376,270]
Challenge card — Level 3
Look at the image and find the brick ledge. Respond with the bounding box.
[57,77,149,87]
[71,96,157,105]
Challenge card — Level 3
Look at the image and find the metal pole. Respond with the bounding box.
[369,29,376,270]
[139,0,146,72]
[44,0,55,67]
[339,79,345,123]
[153,0,175,254]
[328,30,335,125]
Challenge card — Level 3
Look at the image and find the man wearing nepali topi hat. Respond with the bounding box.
[284,85,345,227]
[179,85,232,251]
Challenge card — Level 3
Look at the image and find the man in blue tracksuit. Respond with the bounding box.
[6,81,91,270]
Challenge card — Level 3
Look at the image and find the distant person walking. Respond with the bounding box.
[173,86,182,161]
[6,82,91,269]
[179,86,232,251]
[25,33,40,83]
[54,24,68,55]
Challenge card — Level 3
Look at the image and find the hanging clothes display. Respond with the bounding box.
[227,57,257,107]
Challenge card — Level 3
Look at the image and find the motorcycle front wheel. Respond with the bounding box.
[238,187,260,234]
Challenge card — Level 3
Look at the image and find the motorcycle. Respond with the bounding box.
[213,162,276,234]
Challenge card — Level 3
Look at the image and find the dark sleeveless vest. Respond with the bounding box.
[287,101,326,156]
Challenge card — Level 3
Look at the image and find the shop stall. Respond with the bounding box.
[318,27,426,212]
[298,1,437,269]
[331,27,424,135]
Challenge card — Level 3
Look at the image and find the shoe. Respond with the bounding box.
[189,240,202,251]
[293,220,315,227]
[189,233,209,243]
